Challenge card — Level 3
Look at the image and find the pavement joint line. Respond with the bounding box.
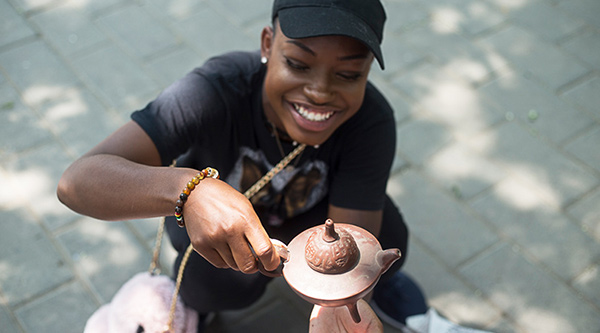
[555,69,598,96]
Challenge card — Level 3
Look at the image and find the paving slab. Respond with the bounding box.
[28,1,108,57]
[566,186,600,242]
[572,262,600,310]
[56,217,153,303]
[424,141,507,200]
[477,25,589,91]
[0,0,36,48]
[96,4,180,60]
[0,39,80,99]
[145,45,206,87]
[471,176,600,281]
[561,74,600,119]
[564,124,600,174]
[418,0,505,36]
[70,43,162,113]
[35,86,122,157]
[0,208,73,306]
[392,24,510,85]
[144,0,209,21]
[172,5,260,60]
[5,141,80,230]
[0,83,54,155]
[557,0,600,30]
[0,303,21,333]
[479,71,595,144]
[14,281,97,333]
[391,62,506,139]
[379,0,428,35]
[395,116,453,165]
[505,0,586,42]
[464,121,598,208]
[388,170,499,269]
[9,0,56,13]
[560,27,600,69]
[207,0,272,27]
[459,243,600,333]
[402,238,503,330]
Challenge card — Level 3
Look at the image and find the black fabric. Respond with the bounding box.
[132,50,405,312]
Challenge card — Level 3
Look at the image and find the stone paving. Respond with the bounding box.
[1,0,599,332]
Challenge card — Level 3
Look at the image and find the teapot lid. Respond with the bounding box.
[282,220,385,302]
[305,219,360,274]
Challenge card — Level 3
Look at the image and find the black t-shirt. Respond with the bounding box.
[132,51,396,226]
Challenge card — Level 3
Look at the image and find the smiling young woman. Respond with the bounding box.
[261,21,374,147]
[57,0,427,331]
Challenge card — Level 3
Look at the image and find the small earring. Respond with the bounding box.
[261,56,268,64]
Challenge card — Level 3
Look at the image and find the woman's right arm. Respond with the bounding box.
[57,120,193,221]
[57,120,281,273]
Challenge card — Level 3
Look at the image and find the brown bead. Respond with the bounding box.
[187,182,195,190]
[183,188,191,196]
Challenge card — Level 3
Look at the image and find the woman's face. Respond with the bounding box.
[261,22,374,146]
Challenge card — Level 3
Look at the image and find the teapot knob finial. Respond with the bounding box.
[323,219,338,243]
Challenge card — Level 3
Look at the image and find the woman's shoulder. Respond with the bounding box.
[363,82,394,117]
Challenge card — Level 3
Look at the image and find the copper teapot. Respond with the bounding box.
[260,219,401,323]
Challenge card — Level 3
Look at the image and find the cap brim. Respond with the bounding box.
[277,7,384,70]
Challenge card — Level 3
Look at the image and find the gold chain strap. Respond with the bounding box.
[149,216,166,275]
[160,143,307,332]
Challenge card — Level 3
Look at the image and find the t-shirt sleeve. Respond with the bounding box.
[328,85,396,211]
[131,69,226,166]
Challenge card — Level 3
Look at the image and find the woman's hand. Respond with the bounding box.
[309,300,383,333]
[183,177,280,274]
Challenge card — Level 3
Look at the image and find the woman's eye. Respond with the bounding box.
[286,58,308,71]
[338,73,362,81]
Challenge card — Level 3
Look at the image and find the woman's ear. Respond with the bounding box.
[260,26,274,61]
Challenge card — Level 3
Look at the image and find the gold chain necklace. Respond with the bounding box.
[269,121,305,172]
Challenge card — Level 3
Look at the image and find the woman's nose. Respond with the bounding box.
[304,76,334,105]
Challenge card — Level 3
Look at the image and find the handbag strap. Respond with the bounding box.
[149,216,166,275]
[161,143,307,332]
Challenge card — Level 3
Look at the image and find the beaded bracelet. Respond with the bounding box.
[175,167,219,227]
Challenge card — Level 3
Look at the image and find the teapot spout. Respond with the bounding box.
[377,248,401,275]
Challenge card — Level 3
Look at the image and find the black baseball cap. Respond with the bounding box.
[272,0,387,69]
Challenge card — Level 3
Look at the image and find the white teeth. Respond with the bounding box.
[293,104,334,122]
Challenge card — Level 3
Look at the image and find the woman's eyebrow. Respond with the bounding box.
[286,40,315,56]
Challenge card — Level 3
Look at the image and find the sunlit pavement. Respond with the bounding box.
[1,0,599,332]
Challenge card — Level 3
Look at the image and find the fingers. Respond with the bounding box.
[195,238,264,274]
[247,229,281,272]
[230,240,261,273]
[195,248,231,270]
